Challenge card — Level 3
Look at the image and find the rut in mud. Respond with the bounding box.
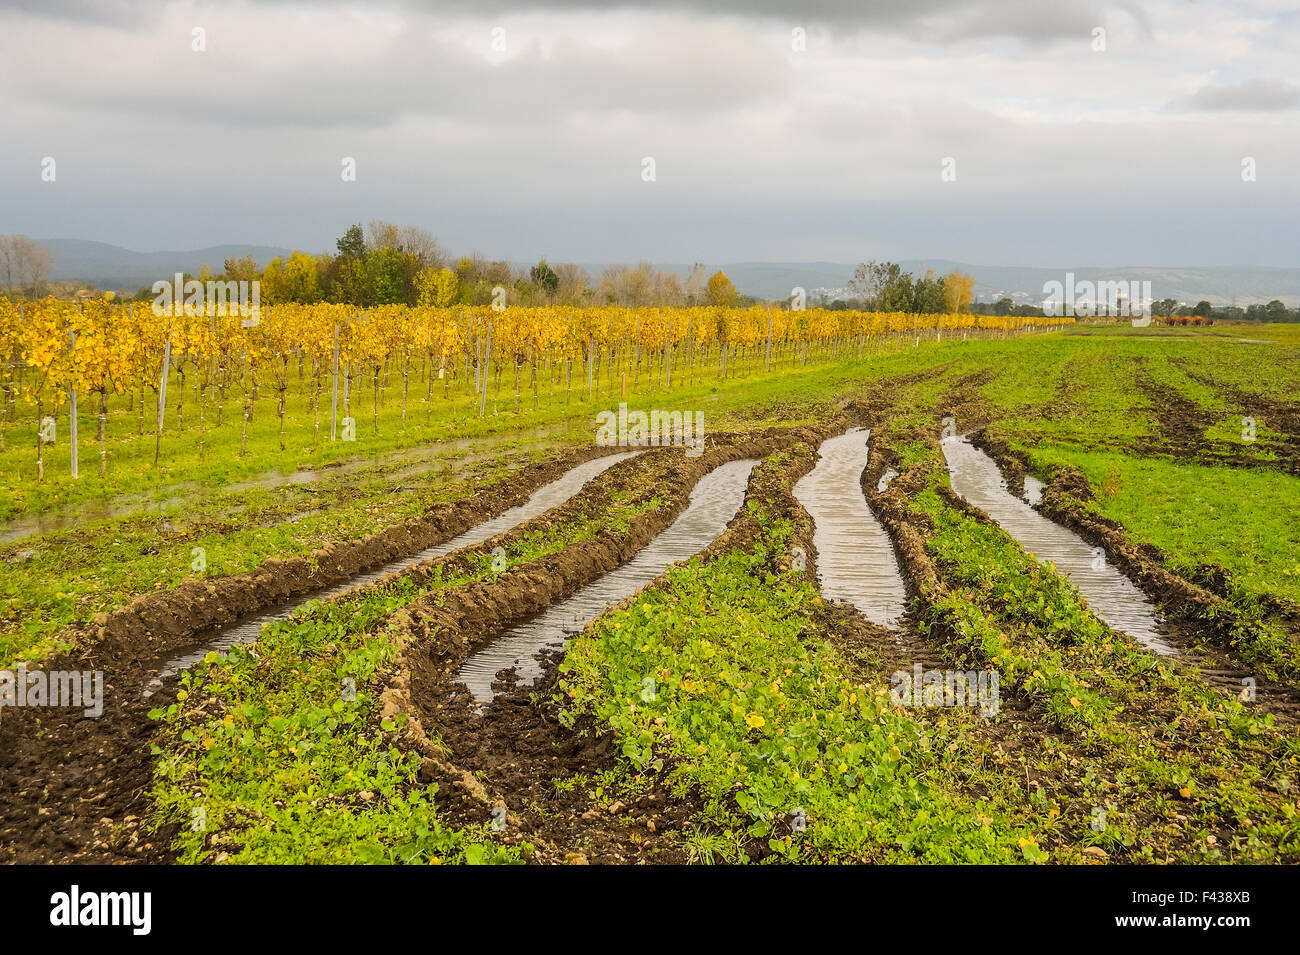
[400,435,834,863]
[87,446,629,673]
[145,450,641,696]
[413,419,953,863]
[383,434,803,863]
[941,435,1172,653]
[1171,360,1300,473]
[456,457,759,702]
[793,428,907,629]
[0,446,645,864]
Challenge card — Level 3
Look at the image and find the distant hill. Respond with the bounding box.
[552,260,1300,307]
[43,239,293,291]
[712,261,1300,307]
[37,240,1300,306]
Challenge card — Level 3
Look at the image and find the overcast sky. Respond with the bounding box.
[0,0,1296,267]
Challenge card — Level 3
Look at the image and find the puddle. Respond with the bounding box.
[1022,475,1045,505]
[941,436,1172,654]
[456,457,758,704]
[877,467,899,493]
[142,451,641,697]
[793,429,908,629]
[0,426,569,546]
[0,494,187,545]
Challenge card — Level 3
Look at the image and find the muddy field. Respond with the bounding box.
[3,331,1299,865]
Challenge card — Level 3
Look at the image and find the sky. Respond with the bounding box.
[0,0,1297,267]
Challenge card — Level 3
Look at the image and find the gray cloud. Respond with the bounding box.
[0,0,1108,40]
[2,21,785,129]
[1172,78,1300,111]
[0,0,1296,268]
[0,0,142,24]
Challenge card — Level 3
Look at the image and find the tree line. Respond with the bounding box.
[6,228,1299,321]
[821,261,977,314]
[134,221,754,310]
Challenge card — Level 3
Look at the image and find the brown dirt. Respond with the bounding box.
[1055,362,1300,473]
[1137,371,1219,459]
[1132,372,1290,472]
[935,367,998,438]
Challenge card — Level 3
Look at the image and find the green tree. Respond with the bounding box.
[530,260,559,294]
[364,247,408,305]
[336,224,366,261]
[911,269,946,314]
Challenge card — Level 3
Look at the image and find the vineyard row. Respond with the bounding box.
[0,299,1073,479]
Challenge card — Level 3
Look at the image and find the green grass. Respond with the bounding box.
[149,593,522,865]
[1029,447,1300,606]
[558,498,1038,863]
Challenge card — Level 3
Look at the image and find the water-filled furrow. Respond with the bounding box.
[143,451,642,696]
[793,429,908,629]
[457,458,758,703]
[941,436,1172,654]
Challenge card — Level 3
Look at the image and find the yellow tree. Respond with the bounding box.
[238,317,267,456]
[295,303,342,447]
[192,306,236,460]
[386,305,422,431]
[254,303,300,450]
[351,309,392,434]
[0,297,18,450]
[262,251,325,304]
[706,271,738,307]
[416,267,458,308]
[69,297,136,476]
[943,271,976,313]
[18,298,71,481]
[121,302,166,436]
